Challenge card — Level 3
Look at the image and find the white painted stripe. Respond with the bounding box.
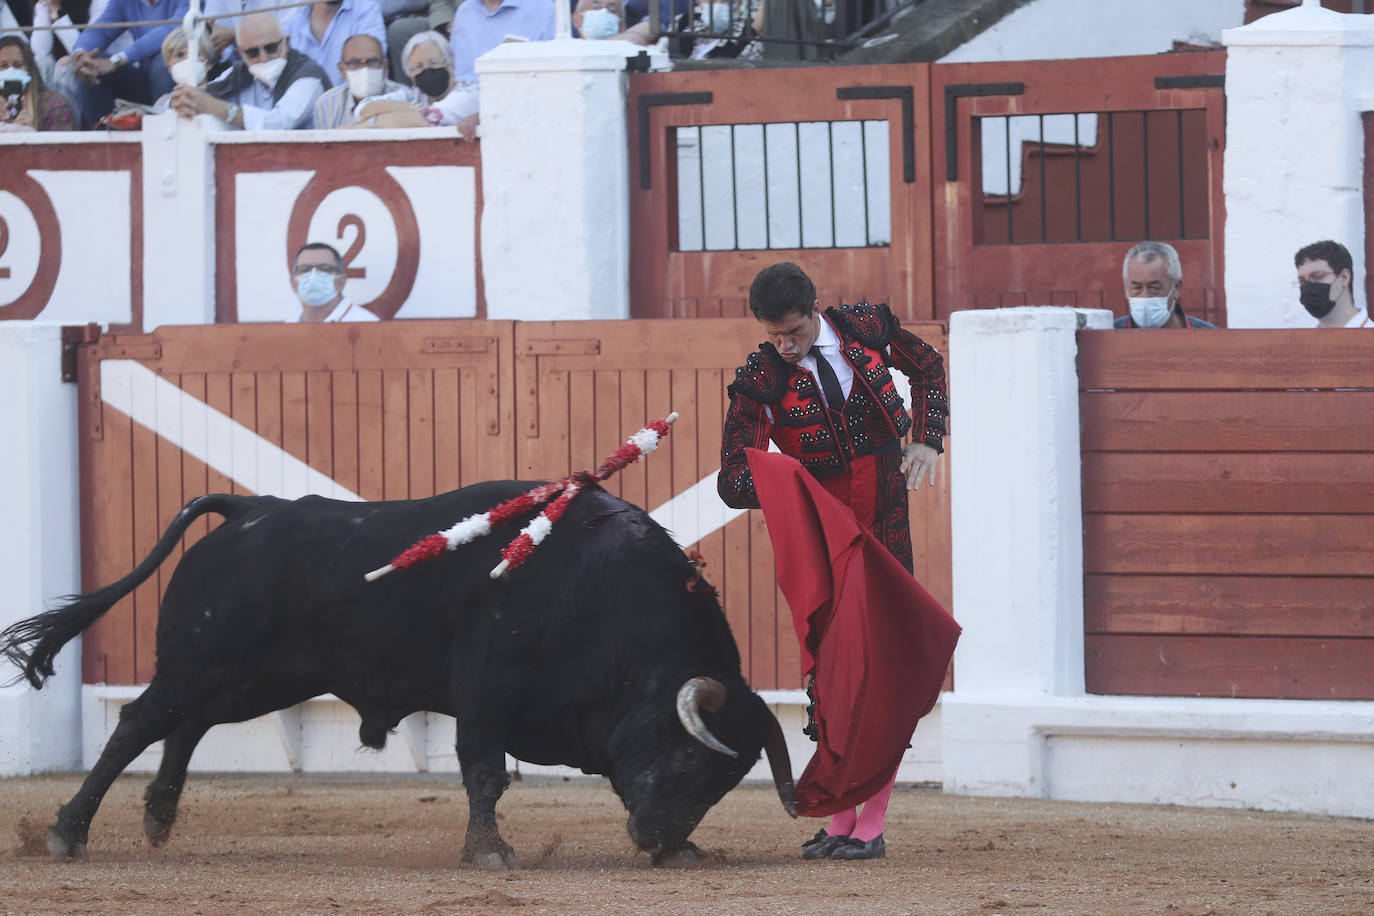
[649,442,780,548]
[100,360,362,502]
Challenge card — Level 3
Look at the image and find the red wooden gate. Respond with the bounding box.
[629,52,1227,326]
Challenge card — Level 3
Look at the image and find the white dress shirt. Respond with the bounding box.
[288,297,381,322]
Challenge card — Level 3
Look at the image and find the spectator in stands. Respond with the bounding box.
[1294,240,1372,329]
[313,31,403,127]
[30,0,93,122]
[449,0,553,83]
[289,242,380,322]
[1114,241,1215,329]
[148,26,214,110]
[66,0,186,128]
[203,0,285,60]
[572,0,649,43]
[284,0,386,87]
[170,12,327,128]
[354,29,475,136]
[0,34,75,130]
[384,0,454,86]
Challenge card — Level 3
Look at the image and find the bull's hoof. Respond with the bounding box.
[47,827,88,861]
[651,841,703,867]
[144,809,176,847]
[462,839,518,870]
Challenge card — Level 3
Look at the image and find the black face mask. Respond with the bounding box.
[1299,280,1338,319]
[413,66,451,98]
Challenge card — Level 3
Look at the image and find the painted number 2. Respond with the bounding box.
[337,214,366,280]
[0,216,10,280]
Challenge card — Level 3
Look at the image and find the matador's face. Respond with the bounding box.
[759,302,820,363]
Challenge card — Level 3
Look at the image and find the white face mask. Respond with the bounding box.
[295,268,340,307]
[0,67,31,89]
[580,6,620,39]
[1127,295,1173,329]
[170,57,206,88]
[344,66,385,100]
[248,56,287,87]
[697,2,731,32]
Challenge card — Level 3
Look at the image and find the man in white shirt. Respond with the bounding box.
[1294,240,1373,329]
[288,242,381,322]
[169,11,327,129]
[313,32,404,128]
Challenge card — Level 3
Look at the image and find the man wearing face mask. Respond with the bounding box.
[573,0,646,42]
[1294,240,1372,329]
[313,32,403,128]
[1113,241,1216,329]
[170,12,327,129]
[288,243,381,322]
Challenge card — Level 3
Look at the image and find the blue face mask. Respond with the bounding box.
[295,268,339,307]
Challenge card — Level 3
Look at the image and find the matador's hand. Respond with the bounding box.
[900,442,940,490]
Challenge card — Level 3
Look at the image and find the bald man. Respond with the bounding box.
[170,12,328,129]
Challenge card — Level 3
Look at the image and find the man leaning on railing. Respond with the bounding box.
[170,10,326,128]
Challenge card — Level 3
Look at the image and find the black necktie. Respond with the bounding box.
[810,346,845,413]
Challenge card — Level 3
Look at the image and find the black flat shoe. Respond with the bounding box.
[830,834,886,860]
[800,829,850,860]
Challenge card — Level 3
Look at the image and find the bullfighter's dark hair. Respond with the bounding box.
[1294,239,1352,277]
[748,262,816,323]
[294,241,344,272]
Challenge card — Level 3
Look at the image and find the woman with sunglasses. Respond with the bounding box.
[0,35,75,132]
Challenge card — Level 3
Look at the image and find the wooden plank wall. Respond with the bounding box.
[1079,330,1374,699]
[77,319,953,690]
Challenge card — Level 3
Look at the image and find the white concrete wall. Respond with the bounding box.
[939,0,1246,64]
[478,39,662,321]
[1223,2,1374,327]
[0,324,82,775]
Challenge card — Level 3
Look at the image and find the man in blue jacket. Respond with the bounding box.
[68,0,189,127]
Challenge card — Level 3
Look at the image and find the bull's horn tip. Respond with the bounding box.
[364,564,394,582]
[784,801,798,818]
[489,559,510,579]
[666,411,680,424]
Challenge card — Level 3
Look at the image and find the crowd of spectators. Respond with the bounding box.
[0,0,565,131]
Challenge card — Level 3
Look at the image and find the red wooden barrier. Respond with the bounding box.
[1079,330,1374,700]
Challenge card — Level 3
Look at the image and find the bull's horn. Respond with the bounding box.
[763,707,798,817]
[676,677,738,758]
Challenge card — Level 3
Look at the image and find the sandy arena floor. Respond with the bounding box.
[1,773,1371,915]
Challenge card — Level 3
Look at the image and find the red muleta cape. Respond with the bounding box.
[745,448,961,817]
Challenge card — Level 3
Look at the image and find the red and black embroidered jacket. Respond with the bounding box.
[718,302,948,509]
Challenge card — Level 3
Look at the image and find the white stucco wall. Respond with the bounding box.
[1223,2,1374,327]
[478,39,664,320]
[0,324,82,776]
[938,0,1247,63]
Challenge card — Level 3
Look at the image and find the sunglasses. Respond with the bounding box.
[240,40,281,61]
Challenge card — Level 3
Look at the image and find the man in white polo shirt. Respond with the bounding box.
[288,242,381,322]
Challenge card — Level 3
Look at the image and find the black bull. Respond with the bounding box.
[1,482,797,866]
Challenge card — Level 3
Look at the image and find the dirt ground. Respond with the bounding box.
[1,774,1371,915]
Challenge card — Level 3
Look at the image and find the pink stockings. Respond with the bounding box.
[826,770,897,842]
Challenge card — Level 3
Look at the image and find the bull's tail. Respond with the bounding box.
[0,493,253,690]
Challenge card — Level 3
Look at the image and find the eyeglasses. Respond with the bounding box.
[341,56,385,70]
[240,40,281,61]
[409,58,447,73]
[293,263,343,276]
[1295,271,1337,286]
